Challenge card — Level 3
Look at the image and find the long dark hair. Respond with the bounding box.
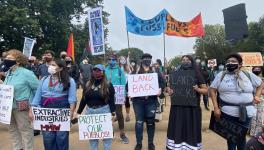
[55,59,70,91]
[181,55,203,79]
[86,73,109,102]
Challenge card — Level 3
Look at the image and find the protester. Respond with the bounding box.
[250,66,264,136]
[166,55,207,150]
[210,53,264,150]
[105,53,129,144]
[132,53,165,150]
[79,57,93,91]
[3,49,39,150]
[26,56,39,77]
[119,56,132,122]
[247,131,264,150]
[60,51,67,60]
[37,50,55,79]
[76,64,116,150]
[200,61,210,110]
[65,56,79,87]
[29,59,77,150]
[0,51,8,82]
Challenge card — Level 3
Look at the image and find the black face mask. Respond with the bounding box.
[181,62,192,70]
[61,55,66,59]
[253,70,261,76]
[142,60,151,66]
[2,59,17,72]
[226,63,239,72]
[65,61,72,65]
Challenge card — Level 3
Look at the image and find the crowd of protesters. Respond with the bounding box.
[1,49,264,150]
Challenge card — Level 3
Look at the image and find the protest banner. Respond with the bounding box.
[239,52,263,66]
[32,107,71,131]
[0,85,14,124]
[114,85,125,104]
[208,59,217,68]
[88,7,105,56]
[125,6,167,36]
[127,73,159,98]
[169,70,198,106]
[22,37,36,58]
[78,113,113,140]
[165,13,204,37]
[209,111,248,144]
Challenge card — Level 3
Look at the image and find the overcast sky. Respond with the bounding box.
[101,0,264,61]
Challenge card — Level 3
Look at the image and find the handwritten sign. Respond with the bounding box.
[239,52,263,66]
[78,113,113,140]
[88,7,105,55]
[125,6,167,36]
[0,85,14,124]
[114,85,125,104]
[169,70,198,106]
[128,73,159,98]
[209,111,248,144]
[208,59,217,68]
[32,107,71,131]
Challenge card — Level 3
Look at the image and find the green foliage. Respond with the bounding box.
[0,0,108,63]
[169,56,182,68]
[117,47,144,63]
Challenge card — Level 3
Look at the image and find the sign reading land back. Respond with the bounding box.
[169,70,198,106]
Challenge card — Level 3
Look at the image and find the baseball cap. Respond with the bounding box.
[93,64,105,71]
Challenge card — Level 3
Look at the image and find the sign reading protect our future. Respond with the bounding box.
[239,52,263,66]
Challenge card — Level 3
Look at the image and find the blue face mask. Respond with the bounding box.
[108,59,117,68]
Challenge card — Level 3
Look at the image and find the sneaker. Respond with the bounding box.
[148,143,155,150]
[135,144,142,150]
[125,115,130,122]
[120,134,129,144]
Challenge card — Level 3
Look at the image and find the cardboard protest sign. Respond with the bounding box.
[125,6,167,36]
[239,52,263,66]
[78,113,113,140]
[209,111,248,144]
[32,107,71,131]
[0,85,14,124]
[114,85,125,104]
[208,59,217,68]
[169,70,198,106]
[88,7,105,55]
[22,37,36,58]
[127,73,159,98]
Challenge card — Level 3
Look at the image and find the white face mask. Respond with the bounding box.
[120,58,126,65]
[218,65,224,71]
[131,62,135,66]
[48,66,57,75]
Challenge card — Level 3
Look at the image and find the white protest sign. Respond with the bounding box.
[78,113,113,140]
[207,59,217,68]
[32,107,71,131]
[22,37,36,58]
[127,73,159,98]
[0,85,14,124]
[114,85,125,104]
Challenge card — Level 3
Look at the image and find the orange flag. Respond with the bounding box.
[66,33,75,61]
[165,13,205,37]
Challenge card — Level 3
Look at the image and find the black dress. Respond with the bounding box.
[166,68,205,150]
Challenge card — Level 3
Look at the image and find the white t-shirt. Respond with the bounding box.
[210,71,262,117]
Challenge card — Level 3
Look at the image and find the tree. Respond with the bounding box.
[117,47,144,64]
[169,56,182,68]
[0,0,108,63]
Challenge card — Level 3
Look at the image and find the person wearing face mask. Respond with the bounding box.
[3,49,39,150]
[65,56,79,88]
[29,59,77,150]
[37,50,55,79]
[166,55,207,150]
[250,66,264,137]
[76,64,116,150]
[105,53,129,144]
[60,51,67,60]
[0,51,8,82]
[199,61,210,111]
[26,56,39,77]
[210,53,264,150]
[132,53,165,150]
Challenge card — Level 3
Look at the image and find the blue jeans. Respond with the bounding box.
[86,105,112,150]
[42,131,69,150]
[133,98,157,144]
[221,113,251,150]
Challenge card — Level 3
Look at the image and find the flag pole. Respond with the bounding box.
[126,31,130,49]
[163,32,167,106]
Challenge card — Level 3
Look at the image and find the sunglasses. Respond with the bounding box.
[108,59,116,61]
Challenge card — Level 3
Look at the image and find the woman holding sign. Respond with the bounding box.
[210,53,264,150]
[132,53,165,150]
[29,59,77,150]
[166,55,208,150]
[76,64,116,150]
[3,49,39,150]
